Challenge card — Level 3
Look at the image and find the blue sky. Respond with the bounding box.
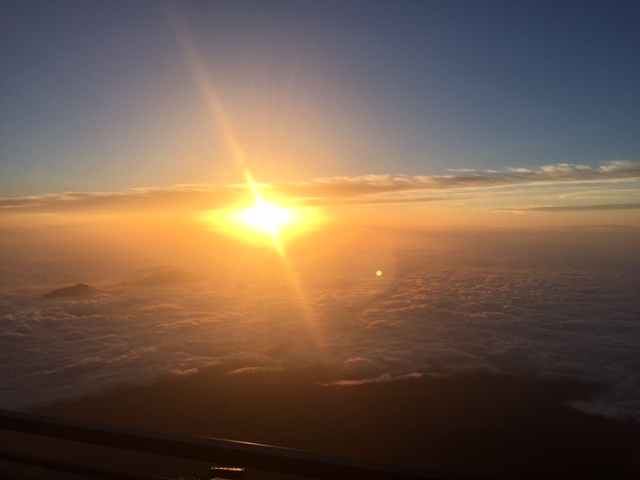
[1,0,639,198]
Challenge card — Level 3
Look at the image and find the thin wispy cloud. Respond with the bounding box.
[309,160,640,192]
[496,203,640,212]
[1,161,638,214]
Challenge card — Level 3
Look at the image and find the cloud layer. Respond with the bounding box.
[1,227,638,421]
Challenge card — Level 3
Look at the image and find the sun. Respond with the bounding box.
[206,196,312,248]
[228,198,301,256]
[200,180,326,254]
[238,200,294,235]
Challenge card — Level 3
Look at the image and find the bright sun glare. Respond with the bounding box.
[205,195,318,251]
[238,200,293,234]
[202,179,324,253]
[226,198,302,256]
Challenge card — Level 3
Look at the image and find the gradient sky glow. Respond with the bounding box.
[1,0,639,226]
[3,6,640,473]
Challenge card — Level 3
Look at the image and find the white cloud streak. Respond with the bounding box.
[1,160,638,213]
[496,203,640,212]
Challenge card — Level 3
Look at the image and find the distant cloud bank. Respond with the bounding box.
[496,203,640,212]
[1,160,638,214]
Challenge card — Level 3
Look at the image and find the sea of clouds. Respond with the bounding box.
[1,227,638,421]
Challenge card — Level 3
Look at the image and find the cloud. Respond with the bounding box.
[495,203,640,212]
[0,185,245,213]
[307,160,640,194]
[324,372,425,387]
[1,160,638,214]
[0,228,639,421]
[171,368,200,377]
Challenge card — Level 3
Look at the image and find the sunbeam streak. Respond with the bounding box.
[167,9,331,358]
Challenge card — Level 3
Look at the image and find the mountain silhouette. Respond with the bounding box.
[44,283,92,298]
[133,269,205,286]
[131,265,173,276]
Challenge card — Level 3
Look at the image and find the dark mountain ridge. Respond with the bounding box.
[43,283,93,298]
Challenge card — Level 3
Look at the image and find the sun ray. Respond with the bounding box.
[169,12,330,359]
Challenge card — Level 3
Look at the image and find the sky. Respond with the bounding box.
[1,5,640,472]
[0,0,640,404]
[1,0,639,229]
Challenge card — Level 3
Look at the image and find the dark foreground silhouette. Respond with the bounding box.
[43,283,93,298]
[28,367,640,479]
